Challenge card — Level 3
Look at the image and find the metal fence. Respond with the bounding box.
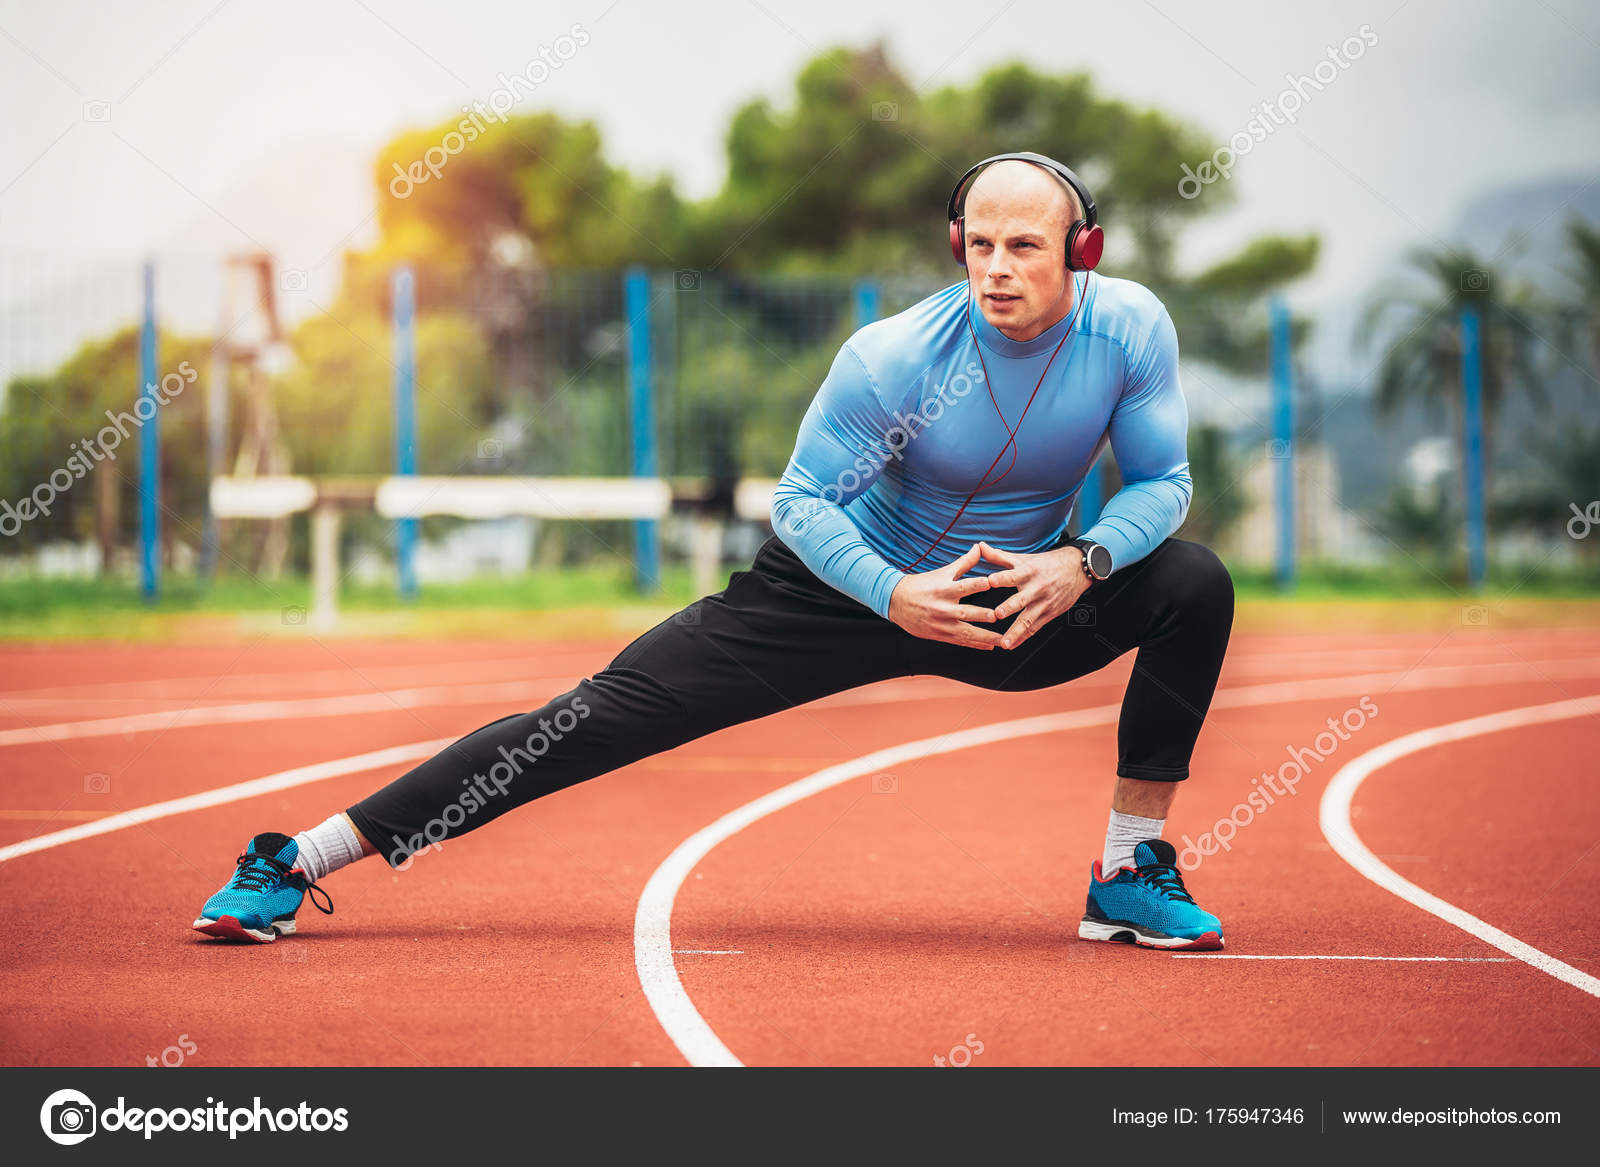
[2,252,1595,587]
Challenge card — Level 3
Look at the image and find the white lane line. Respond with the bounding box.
[674,950,745,955]
[1319,693,1600,999]
[0,653,605,705]
[0,679,579,747]
[634,702,1127,1067]
[0,739,449,865]
[8,654,1600,747]
[1170,955,1513,962]
[635,664,1600,1067]
[0,655,1590,1057]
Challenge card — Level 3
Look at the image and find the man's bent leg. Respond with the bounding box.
[902,537,1234,948]
[910,537,1235,782]
[346,538,911,867]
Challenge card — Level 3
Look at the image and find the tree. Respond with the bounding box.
[0,328,218,572]
[1360,246,1543,502]
[1552,216,1600,377]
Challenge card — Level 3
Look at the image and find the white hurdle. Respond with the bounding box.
[210,475,686,628]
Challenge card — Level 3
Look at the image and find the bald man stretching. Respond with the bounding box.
[195,152,1234,952]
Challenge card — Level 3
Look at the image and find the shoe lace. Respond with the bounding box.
[228,852,335,915]
[1135,860,1196,905]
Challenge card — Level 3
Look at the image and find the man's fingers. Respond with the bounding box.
[984,568,1026,590]
[952,574,994,597]
[993,592,1028,620]
[951,622,1005,649]
[976,541,1018,567]
[955,604,998,624]
[947,543,983,578]
[1001,611,1035,651]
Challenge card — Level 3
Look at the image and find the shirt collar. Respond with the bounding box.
[967,271,1090,358]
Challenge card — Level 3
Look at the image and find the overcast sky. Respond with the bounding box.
[2,0,1597,376]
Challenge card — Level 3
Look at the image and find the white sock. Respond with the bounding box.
[1101,810,1165,878]
[292,814,365,882]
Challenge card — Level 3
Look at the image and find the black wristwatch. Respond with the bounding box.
[1070,538,1113,581]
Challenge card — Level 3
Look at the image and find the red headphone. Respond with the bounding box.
[947,151,1104,272]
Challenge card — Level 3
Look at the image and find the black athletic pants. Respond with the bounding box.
[347,535,1234,865]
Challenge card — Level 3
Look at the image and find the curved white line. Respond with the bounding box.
[637,661,1600,1066]
[1320,693,1600,998]
[634,702,1124,1067]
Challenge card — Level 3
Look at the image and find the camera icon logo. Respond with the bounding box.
[1460,268,1491,292]
[871,773,898,794]
[1069,605,1097,627]
[280,268,308,292]
[674,269,701,291]
[84,772,111,794]
[1266,438,1291,459]
[40,1088,97,1145]
[871,101,899,121]
[82,101,111,123]
[1461,604,1488,627]
[282,605,307,626]
[477,438,504,462]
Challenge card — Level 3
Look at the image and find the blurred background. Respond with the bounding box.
[1,0,1596,636]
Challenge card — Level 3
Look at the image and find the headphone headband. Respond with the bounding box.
[946,151,1098,228]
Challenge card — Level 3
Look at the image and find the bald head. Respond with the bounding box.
[958,158,1085,342]
[962,159,1082,243]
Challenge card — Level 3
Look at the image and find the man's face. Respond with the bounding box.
[960,162,1077,342]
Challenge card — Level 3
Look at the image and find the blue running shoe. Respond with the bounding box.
[193,832,333,943]
[1078,839,1223,950]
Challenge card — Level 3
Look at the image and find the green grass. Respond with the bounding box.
[0,558,1593,641]
[1228,559,1600,599]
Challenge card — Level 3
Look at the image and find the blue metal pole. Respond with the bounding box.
[392,267,418,599]
[138,261,159,602]
[852,280,880,330]
[1270,296,1295,589]
[1461,308,1487,590]
[625,267,660,592]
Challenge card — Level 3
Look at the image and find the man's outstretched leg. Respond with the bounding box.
[193,538,910,942]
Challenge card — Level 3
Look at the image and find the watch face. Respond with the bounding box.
[1085,543,1111,579]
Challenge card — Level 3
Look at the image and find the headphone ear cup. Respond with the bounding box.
[1067,222,1105,271]
[949,219,967,266]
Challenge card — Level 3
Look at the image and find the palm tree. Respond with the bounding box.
[1553,216,1600,378]
[1360,245,1543,503]
[1493,419,1600,562]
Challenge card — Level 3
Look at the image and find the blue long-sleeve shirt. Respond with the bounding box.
[771,272,1192,618]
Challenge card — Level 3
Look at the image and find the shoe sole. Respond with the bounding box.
[1078,917,1223,951]
[192,915,296,944]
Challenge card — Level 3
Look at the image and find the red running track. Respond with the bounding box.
[0,627,1597,1066]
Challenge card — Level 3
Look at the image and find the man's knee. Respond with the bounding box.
[1160,539,1234,620]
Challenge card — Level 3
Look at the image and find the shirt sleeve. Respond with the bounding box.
[1081,306,1193,572]
[769,343,907,618]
